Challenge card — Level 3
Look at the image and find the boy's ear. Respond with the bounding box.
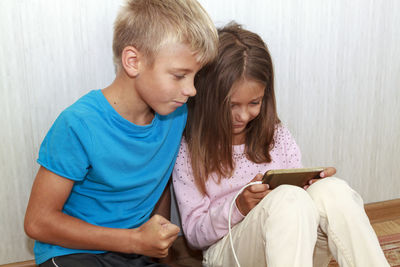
[121,46,142,77]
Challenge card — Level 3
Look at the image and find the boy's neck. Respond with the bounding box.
[102,76,154,126]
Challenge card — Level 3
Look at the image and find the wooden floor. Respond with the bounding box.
[2,199,399,267]
[365,198,400,236]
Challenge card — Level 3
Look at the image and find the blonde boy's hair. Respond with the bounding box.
[113,0,218,69]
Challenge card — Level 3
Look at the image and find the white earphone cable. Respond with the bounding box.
[228,181,263,267]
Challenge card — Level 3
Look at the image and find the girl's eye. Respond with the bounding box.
[250,101,261,105]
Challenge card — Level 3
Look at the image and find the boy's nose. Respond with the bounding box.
[183,83,197,97]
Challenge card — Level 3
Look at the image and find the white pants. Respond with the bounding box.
[203,178,389,267]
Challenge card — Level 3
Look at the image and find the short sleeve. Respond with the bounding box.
[37,110,92,181]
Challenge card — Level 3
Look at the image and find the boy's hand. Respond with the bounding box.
[134,214,180,258]
[235,174,270,216]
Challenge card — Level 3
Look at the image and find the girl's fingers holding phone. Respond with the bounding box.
[320,167,336,178]
[250,173,263,182]
[248,183,269,193]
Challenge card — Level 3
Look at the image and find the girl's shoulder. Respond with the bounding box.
[273,123,297,148]
[178,136,189,155]
[274,123,293,138]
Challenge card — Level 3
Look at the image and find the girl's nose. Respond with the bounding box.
[237,109,250,122]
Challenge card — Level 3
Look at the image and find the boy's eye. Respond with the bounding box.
[174,74,186,80]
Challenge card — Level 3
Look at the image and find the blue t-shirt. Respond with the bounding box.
[34,90,187,264]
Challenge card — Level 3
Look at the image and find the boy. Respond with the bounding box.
[24,0,218,266]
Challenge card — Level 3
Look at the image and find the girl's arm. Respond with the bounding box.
[24,166,179,258]
[172,141,246,249]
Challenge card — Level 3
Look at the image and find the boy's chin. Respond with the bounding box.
[153,105,180,116]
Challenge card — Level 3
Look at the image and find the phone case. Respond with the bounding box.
[262,167,324,189]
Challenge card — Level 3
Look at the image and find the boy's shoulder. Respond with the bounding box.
[60,89,187,129]
[54,90,104,130]
[61,90,103,117]
[66,90,102,113]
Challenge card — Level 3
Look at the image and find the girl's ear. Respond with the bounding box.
[121,46,142,77]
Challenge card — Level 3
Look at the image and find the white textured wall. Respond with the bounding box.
[0,0,120,264]
[1,0,399,264]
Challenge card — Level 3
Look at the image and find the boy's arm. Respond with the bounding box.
[152,179,172,220]
[151,179,179,263]
[24,166,180,258]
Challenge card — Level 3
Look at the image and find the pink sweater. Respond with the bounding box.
[172,125,302,250]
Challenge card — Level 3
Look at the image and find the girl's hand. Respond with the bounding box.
[304,167,337,189]
[319,167,336,178]
[235,174,270,216]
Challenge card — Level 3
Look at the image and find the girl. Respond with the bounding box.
[172,23,389,267]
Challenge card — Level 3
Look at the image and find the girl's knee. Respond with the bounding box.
[267,184,309,203]
[307,177,364,210]
[261,185,317,215]
[256,185,319,230]
[308,177,348,195]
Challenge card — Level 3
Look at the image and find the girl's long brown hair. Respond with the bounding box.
[185,23,280,195]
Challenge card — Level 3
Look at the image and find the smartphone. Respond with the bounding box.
[262,167,324,189]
